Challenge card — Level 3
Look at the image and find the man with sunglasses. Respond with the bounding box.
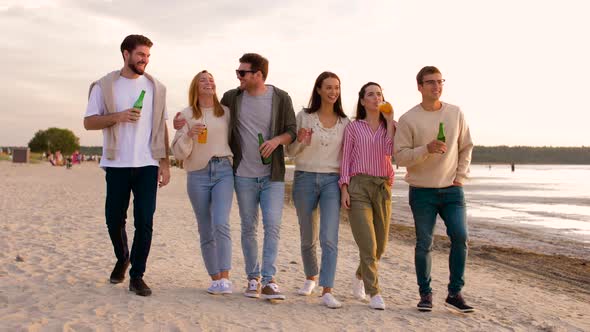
[173,53,296,300]
[393,66,474,313]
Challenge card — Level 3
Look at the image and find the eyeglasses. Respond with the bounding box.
[236,69,257,77]
[422,79,445,86]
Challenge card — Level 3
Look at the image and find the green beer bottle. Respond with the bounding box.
[258,133,272,165]
[437,122,446,142]
[133,90,146,110]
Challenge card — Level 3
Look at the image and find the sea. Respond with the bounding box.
[395,164,590,240]
[286,164,590,243]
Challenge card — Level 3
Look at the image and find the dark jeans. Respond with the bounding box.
[409,186,468,296]
[105,166,158,279]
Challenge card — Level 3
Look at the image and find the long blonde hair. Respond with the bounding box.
[188,70,224,120]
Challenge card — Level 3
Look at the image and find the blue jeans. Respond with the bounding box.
[187,157,234,276]
[105,166,158,279]
[292,171,340,288]
[234,175,285,285]
[409,186,468,296]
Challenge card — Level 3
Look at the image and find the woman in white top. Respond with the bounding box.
[287,71,350,308]
[171,70,234,295]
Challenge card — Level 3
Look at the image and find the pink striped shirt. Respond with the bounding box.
[339,120,395,187]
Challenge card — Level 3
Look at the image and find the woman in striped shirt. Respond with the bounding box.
[339,82,396,310]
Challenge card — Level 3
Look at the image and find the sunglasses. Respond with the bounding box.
[236,69,257,77]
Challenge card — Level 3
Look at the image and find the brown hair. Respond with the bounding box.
[416,66,442,85]
[120,34,153,58]
[239,53,269,80]
[305,71,347,118]
[188,70,224,120]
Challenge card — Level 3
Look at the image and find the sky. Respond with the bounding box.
[1,0,589,147]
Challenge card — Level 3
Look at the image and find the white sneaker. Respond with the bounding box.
[297,280,316,296]
[219,278,232,294]
[369,294,386,310]
[207,280,221,295]
[244,279,261,298]
[321,293,342,309]
[352,277,366,301]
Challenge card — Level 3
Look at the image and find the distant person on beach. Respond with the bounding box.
[339,82,396,310]
[286,72,350,308]
[174,53,296,301]
[171,70,235,295]
[48,152,56,166]
[83,34,170,297]
[55,150,64,166]
[393,66,474,313]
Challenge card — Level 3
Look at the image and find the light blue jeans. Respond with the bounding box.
[292,171,340,288]
[234,175,285,285]
[187,157,234,276]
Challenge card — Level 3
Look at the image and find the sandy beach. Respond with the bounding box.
[1,161,589,331]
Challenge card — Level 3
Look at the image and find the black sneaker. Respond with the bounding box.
[109,260,130,284]
[417,293,433,312]
[129,278,152,296]
[444,293,474,313]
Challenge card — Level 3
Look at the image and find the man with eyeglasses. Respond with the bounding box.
[174,53,296,300]
[393,66,474,313]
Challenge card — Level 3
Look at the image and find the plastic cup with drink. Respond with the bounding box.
[196,123,208,144]
[303,128,313,145]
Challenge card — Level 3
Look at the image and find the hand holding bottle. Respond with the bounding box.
[379,101,394,123]
[130,90,145,122]
[118,108,141,123]
[427,140,447,154]
[258,133,278,162]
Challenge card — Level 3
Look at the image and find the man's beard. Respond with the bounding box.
[128,61,146,75]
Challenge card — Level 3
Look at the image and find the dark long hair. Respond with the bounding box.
[355,82,385,123]
[305,71,346,118]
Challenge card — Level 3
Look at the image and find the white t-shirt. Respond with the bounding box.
[85,75,166,168]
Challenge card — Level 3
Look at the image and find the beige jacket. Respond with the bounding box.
[88,70,168,160]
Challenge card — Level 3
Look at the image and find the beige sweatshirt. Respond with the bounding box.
[171,106,233,172]
[393,102,473,188]
[286,110,350,173]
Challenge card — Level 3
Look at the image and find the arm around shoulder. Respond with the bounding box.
[170,109,194,161]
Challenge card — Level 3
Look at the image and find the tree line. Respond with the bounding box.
[471,146,590,164]
[6,128,589,165]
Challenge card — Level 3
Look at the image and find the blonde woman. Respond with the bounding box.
[172,70,234,295]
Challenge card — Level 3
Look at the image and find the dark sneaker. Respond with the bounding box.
[109,259,130,284]
[417,293,433,312]
[129,278,152,297]
[261,282,286,300]
[444,293,474,313]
